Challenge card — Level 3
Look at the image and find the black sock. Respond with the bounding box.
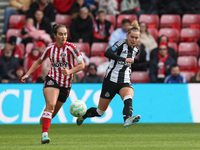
[82,107,100,119]
[123,98,133,122]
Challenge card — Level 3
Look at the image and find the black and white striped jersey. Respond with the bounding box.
[104,39,139,83]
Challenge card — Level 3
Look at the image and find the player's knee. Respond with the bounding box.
[97,108,105,116]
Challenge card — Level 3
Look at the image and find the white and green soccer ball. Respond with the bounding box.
[69,100,87,117]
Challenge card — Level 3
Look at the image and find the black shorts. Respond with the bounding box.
[43,76,71,103]
[100,78,133,99]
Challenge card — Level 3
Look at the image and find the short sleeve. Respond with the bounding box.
[70,43,83,64]
[40,47,50,60]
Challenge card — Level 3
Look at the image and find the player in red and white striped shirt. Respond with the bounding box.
[21,24,85,144]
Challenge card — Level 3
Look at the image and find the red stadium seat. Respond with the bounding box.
[139,14,159,28]
[182,14,200,29]
[9,15,26,29]
[180,28,200,42]
[117,14,137,28]
[73,42,90,57]
[76,71,85,81]
[147,28,158,41]
[168,42,178,52]
[90,42,108,56]
[180,71,195,82]
[178,42,199,56]
[199,58,200,67]
[6,29,22,41]
[159,28,180,43]
[89,56,109,67]
[131,71,150,83]
[55,14,71,27]
[177,56,197,70]
[96,15,116,28]
[160,15,181,29]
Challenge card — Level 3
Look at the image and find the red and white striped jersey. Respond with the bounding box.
[40,41,83,88]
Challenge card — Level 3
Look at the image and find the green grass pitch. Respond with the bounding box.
[0,123,200,150]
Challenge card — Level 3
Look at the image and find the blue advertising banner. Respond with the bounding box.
[0,83,199,124]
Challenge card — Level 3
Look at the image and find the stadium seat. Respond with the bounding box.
[89,56,109,67]
[178,42,199,56]
[177,56,197,70]
[168,42,178,52]
[139,14,159,28]
[90,42,108,56]
[76,71,85,81]
[180,71,195,82]
[6,29,22,42]
[96,15,116,29]
[180,28,200,42]
[73,42,90,57]
[131,71,150,83]
[159,28,180,43]
[147,28,158,41]
[117,14,137,28]
[26,43,33,54]
[182,14,200,29]
[55,14,71,27]
[160,14,181,29]
[9,15,26,29]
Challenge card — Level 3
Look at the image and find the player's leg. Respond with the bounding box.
[52,101,64,118]
[41,87,59,144]
[119,87,141,128]
[77,97,111,126]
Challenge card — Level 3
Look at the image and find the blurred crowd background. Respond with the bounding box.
[0,0,200,84]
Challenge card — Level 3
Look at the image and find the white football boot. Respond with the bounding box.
[124,115,141,128]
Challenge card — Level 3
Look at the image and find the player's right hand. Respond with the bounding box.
[21,74,29,83]
[125,58,134,64]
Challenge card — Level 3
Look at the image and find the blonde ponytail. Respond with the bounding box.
[128,20,140,33]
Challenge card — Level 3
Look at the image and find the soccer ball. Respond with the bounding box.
[69,100,87,117]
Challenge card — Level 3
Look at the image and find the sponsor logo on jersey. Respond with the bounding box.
[60,52,66,58]
[51,62,68,67]
[118,61,131,67]
[105,92,110,97]
[111,45,118,51]
[47,80,54,85]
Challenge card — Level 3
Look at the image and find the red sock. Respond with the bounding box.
[42,111,52,133]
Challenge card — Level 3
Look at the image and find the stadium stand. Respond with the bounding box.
[73,42,90,57]
[180,28,200,42]
[168,42,178,52]
[180,71,196,82]
[159,28,180,43]
[55,14,71,27]
[160,15,181,29]
[6,29,22,42]
[89,56,109,67]
[182,14,200,29]
[147,28,158,41]
[177,56,198,71]
[117,14,137,28]
[90,42,108,56]
[139,14,159,29]
[131,71,150,83]
[9,15,26,29]
[178,42,199,57]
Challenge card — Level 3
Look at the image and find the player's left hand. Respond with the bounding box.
[61,66,70,76]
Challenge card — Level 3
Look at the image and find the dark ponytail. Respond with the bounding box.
[52,24,66,34]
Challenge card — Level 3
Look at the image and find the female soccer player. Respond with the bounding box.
[77,20,141,128]
[21,24,85,144]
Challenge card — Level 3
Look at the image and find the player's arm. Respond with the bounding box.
[21,58,45,82]
[62,47,85,76]
[105,42,134,63]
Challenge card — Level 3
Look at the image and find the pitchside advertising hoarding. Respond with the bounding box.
[0,83,200,124]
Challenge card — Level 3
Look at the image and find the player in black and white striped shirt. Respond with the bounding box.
[77,20,141,128]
